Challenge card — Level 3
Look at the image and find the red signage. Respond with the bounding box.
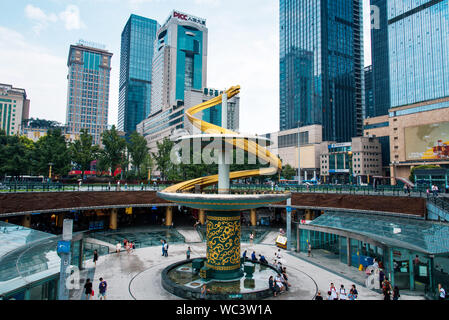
[172,11,206,26]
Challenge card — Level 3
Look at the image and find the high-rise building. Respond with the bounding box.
[150,10,208,114]
[388,0,449,109]
[66,42,112,145]
[0,83,30,136]
[364,65,375,118]
[136,10,212,154]
[118,15,160,136]
[280,0,365,142]
[370,0,390,117]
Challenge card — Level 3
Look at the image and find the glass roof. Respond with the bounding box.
[0,222,60,296]
[308,211,449,255]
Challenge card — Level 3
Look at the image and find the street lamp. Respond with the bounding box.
[347,151,353,185]
[297,121,303,185]
[48,162,54,181]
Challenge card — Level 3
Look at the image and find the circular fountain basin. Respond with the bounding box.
[161,258,280,300]
[157,192,291,211]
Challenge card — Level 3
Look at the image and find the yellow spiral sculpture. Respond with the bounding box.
[162,85,282,193]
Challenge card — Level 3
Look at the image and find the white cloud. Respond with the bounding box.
[24,4,86,34]
[59,5,86,31]
[0,27,67,123]
[25,4,58,34]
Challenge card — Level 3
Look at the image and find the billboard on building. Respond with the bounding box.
[405,122,449,160]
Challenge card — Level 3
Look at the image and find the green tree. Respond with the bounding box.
[100,125,127,176]
[152,138,180,181]
[281,164,296,180]
[128,131,149,177]
[33,128,71,177]
[69,129,100,179]
[0,130,32,178]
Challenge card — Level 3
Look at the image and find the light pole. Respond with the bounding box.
[48,162,54,181]
[297,121,303,185]
[347,152,353,185]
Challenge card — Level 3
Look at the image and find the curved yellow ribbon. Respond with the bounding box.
[162,85,282,193]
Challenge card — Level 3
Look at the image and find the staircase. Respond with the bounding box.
[427,196,449,222]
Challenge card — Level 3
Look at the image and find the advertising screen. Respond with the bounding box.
[405,122,449,160]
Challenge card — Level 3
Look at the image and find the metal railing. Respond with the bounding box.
[0,183,168,193]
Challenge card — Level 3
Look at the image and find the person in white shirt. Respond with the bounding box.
[116,242,121,254]
[439,283,446,300]
[329,283,338,300]
[339,284,347,300]
[275,275,285,292]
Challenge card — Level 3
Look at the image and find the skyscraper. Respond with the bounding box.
[150,10,208,114]
[369,0,390,117]
[118,15,160,136]
[280,0,365,142]
[66,41,112,145]
[137,10,211,154]
[387,0,449,109]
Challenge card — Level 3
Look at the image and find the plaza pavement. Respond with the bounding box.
[74,228,425,301]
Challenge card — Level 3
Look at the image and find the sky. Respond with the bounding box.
[1,0,372,135]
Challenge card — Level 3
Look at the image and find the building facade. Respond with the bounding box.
[362,0,449,184]
[265,125,323,181]
[137,87,239,155]
[320,136,382,184]
[279,0,365,142]
[150,10,208,115]
[364,102,449,185]
[118,15,160,136]
[364,65,375,119]
[388,0,449,109]
[136,11,242,159]
[0,84,29,136]
[65,42,113,145]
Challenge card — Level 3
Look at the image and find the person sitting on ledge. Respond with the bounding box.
[251,251,257,262]
[259,254,268,264]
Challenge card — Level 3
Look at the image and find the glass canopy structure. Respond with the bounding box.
[297,211,449,298]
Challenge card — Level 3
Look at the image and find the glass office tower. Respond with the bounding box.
[388,0,449,108]
[66,43,112,145]
[370,0,391,117]
[280,0,364,142]
[150,11,208,114]
[118,15,159,136]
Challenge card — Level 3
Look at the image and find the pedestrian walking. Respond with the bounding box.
[249,232,254,245]
[315,291,323,300]
[186,246,191,260]
[308,243,313,257]
[164,241,168,257]
[141,181,144,190]
[116,242,121,254]
[161,239,165,256]
[108,182,111,191]
[98,277,107,300]
[84,278,93,300]
[438,283,446,300]
[93,250,98,266]
[117,180,120,191]
[392,286,400,300]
